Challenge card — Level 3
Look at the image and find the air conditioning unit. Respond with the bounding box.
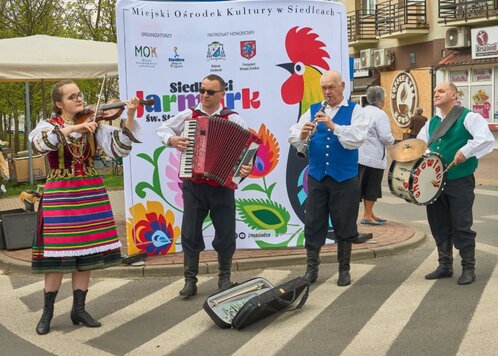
[360,49,374,69]
[374,48,393,67]
[445,27,471,48]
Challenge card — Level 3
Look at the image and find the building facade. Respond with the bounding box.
[343,0,498,144]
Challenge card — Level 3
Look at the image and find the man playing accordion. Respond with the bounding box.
[157,74,253,298]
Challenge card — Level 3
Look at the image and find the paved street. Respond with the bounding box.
[1,182,497,355]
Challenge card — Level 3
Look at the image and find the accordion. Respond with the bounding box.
[179,116,261,190]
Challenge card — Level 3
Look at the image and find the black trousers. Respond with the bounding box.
[181,180,236,258]
[305,175,360,250]
[426,175,476,251]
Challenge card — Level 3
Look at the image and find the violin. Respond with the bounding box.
[71,98,154,125]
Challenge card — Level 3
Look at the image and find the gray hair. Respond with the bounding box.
[366,86,386,107]
[415,107,423,115]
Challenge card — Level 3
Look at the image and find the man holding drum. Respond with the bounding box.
[417,82,494,285]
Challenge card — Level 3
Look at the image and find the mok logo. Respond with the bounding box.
[390,72,418,127]
[240,40,256,60]
[134,45,157,58]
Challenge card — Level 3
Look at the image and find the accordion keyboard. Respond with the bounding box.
[179,120,197,178]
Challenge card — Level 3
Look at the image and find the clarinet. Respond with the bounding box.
[296,98,329,159]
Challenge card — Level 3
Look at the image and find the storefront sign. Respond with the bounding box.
[449,70,468,83]
[390,72,418,127]
[471,85,492,120]
[471,68,492,82]
[472,26,498,59]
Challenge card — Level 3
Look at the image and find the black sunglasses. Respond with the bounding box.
[199,88,223,96]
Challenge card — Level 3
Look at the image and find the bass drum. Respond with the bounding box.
[388,152,447,206]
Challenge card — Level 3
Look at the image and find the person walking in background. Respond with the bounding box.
[289,70,369,286]
[418,82,494,285]
[359,86,395,225]
[29,80,141,335]
[156,74,253,298]
[408,107,428,139]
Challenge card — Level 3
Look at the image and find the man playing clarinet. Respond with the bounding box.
[157,74,253,298]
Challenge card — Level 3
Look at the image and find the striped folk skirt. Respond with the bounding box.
[32,174,122,273]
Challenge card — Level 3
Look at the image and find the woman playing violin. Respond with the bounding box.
[28,79,141,335]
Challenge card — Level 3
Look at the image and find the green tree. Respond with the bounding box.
[0,0,64,37]
[0,0,120,155]
[64,0,117,42]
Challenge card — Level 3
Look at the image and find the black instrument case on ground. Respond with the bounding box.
[203,276,309,329]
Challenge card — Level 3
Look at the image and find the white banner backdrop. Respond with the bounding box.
[116,0,349,255]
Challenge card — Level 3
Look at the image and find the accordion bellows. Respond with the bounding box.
[179,116,261,189]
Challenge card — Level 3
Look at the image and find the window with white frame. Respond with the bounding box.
[449,67,496,122]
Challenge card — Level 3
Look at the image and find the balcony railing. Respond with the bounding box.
[376,0,429,37]
[347,9,377,42]
[439,0,498,24]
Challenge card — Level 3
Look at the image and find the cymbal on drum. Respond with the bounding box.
[389,138,427,162]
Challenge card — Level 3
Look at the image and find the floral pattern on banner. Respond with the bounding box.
[165,151,184,208]
[126,201,180,255]
[249,124,279,178]
[237,124,304,248]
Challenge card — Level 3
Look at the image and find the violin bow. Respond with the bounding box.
[91,73,107,123]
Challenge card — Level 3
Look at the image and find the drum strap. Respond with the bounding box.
[427,105,464,146]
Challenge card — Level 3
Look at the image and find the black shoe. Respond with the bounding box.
[36,290,58,335]
[457,269,476,285]
[426,241,454,280]
[303,248,320,284]
[303,268,318,284]
[425,266,453,280]
[179,253,199,298]
[218,277,234,291]
[179,280,198,296]
[337,270,351,286]
[217,256,234,291]
[70,289,101,327]
[457,248,476,285]
[353,233,373,244]
[337,241,352,286]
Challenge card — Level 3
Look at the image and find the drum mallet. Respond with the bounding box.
[432,162,455,185]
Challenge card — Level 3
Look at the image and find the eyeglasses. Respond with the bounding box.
[199,88,223,96]
[67,92,84,102]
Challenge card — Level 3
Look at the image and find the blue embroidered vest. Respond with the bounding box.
[308,101,358,182]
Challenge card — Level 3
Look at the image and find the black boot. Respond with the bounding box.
[36,290,58,335]
[303,248,320,284]
[337,241,352,286]
[457,248,476,285]
[218,256,234,291]
[70,289,102,327]
[179,253,199,297]
[425,240,453,280]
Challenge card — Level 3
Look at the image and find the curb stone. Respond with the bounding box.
[0,230,427,277]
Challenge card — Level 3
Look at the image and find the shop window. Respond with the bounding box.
[448,67,495,123]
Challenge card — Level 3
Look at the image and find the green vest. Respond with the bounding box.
[428,107,478,180]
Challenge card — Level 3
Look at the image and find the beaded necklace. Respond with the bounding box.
[60,114,91,164]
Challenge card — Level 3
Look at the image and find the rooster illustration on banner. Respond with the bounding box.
[278,26,332,229]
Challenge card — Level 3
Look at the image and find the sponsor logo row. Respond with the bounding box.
[134,40,257,70]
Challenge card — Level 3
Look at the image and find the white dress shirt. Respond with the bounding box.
[156,103,247,147]
[288,98,368,151]
[358,105,395,169]
[417,110,495,159]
